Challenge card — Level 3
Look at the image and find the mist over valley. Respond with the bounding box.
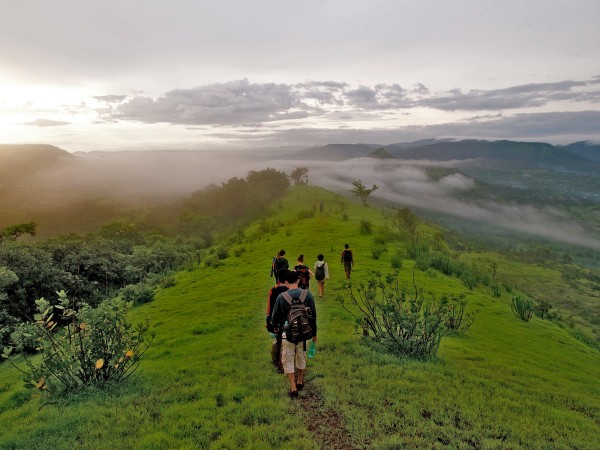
[2,140,600,262]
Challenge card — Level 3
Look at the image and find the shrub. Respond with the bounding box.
[3,291,154,395]
[445,294,477,333]
[120,283,156,305]
[159,276,177,289]
[534,300,559,320]
[338,272,466,358]
[9,321,38,354]
[490,281,502,298]
[415,252,431,271]
[390,250,403,270]
[359,220,373,235]
[211,245,229,260]
[511,294,534,322]
[370,243,387,260]
[204,254,222,268]
[341,213,349,221]
[233,247,246,257]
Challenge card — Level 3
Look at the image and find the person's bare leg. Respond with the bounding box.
[287,372,297,392]
[296,368,304,385]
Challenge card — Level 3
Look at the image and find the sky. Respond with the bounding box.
[1,0,599,152]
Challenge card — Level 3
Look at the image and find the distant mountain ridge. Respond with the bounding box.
[560,141,600,163]
[0,144,73,181]
[283,139,600,172]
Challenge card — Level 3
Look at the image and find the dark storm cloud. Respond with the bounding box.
[22,118,71,127]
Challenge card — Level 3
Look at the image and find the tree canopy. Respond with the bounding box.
[350,180,379,206]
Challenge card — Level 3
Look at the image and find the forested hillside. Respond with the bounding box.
[1,185,598,449]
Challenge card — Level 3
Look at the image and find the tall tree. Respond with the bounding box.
[350,179,379,206]
[290,167,309,185]
[1,222,37,243]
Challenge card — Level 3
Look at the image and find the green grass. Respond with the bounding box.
[1,185,599,449]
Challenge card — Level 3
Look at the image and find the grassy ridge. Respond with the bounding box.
[1,185,599,449]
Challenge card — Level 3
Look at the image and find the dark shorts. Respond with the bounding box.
[344,262,352,273]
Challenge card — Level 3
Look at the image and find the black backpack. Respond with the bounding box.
[272,257,288,275]
[295,265,310,288]
[282,290,313,344]
[342,249,353,262]
[315,262,326,281]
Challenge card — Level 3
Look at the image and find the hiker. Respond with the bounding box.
[266,268,289,372]
[341,244,354,279]
[270,270,317,398]
[294,254,313,289]
[314,254,329,297]
[271,249,289,277]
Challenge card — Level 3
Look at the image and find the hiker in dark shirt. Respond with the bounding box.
[293,254,313,289]
[271,271,317,398]
[271,249,289,277]
[266,269,289,372]
[341,243,354,279]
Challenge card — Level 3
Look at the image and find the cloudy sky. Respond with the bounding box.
[1,1,599,152]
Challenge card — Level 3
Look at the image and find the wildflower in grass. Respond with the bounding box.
[96,359,104,369]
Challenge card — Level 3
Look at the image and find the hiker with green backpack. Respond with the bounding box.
[270,270,317,398]
[313,254,329,297]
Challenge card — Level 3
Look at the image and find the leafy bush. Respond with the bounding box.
[9,321,38,354]
[3,291,154,395]
[120,283,156,305]
[210,245,229,260]
[338,272,466,358]
[359,220,373,235]
[159,276,177,289]
[233,247,246,257]
[204,254,222,268]
[534,300,559,320]
[1,308,20,355]
[511,294,534,322]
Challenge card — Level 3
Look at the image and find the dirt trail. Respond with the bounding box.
[298,383,359,450]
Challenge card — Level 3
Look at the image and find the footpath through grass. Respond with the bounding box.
[1,185,599,449]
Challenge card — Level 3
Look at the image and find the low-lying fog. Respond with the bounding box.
[265,157,600,251]
[3,146,599,250]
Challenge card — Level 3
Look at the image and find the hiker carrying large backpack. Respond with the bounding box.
[313,254,329,297]
[266,268,289,373]
[271,249,289,277]
[341,244,354,279]
[270,271,318,398]
[294,254,313,289]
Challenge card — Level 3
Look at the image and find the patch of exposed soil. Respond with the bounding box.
[298,383,358,450]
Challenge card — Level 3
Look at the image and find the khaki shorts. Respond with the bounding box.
[281,339,307,374]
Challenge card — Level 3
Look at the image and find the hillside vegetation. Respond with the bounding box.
[1,186,599,449]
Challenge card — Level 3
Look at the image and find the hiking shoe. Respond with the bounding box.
[296,383,304,391]
[288,390,298,399]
